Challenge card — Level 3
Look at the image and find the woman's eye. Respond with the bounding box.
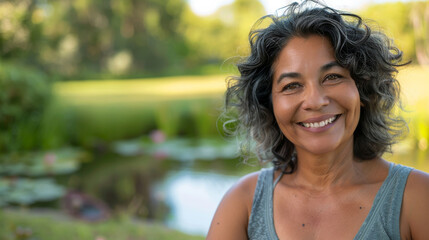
[324,74,342,83]
[282,82,301,92]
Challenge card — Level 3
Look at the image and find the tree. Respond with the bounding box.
[180,0,265,67]
[360,2,415,63]
[42,0,190,78]
[1,0,192,79]
[410,1,429,65]
[0,0,44,64]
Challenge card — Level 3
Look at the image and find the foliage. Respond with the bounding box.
[180,0,265,64]
[0,62,52,153]
[45,0,190,77]
[0,209,204,240]
[1,1,429,80]
[1,0,427,79]
[409,1,429,65]
[359,1,429,64]
[0,1,43,62]
[0,0,195,79]
[0,59,80,208]
[39,98,222,148]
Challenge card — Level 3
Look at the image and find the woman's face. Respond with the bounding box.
[271,35,360,155]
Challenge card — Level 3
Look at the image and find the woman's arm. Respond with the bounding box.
[401,169,429,239]
[206,172,259,240]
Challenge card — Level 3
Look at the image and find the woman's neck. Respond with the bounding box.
[291,141,369,192]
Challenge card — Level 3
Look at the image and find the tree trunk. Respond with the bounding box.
[411,2,429,65]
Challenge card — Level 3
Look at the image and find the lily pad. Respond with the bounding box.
[114,137,239,161]
[0,178,65,206]
[0,148,84,177]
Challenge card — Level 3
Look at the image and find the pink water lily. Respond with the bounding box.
[150,130,166,144]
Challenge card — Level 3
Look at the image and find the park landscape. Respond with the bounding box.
[1,0,429,239]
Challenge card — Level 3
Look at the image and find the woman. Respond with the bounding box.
[207,1,429,239]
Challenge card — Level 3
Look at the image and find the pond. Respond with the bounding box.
[60,135,429,237]
[65,136,261,236]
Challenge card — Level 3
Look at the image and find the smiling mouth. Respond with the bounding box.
[298,114,341,128]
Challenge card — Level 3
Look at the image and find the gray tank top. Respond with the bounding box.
[247,163,412,239]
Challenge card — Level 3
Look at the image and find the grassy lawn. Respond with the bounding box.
[55,74,229,105]
[49,74,231,141]
[0,208,205,240]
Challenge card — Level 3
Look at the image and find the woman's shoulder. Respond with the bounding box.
[401,167,429,239]
[237,170,261,191]
[225,170,262,209]
[206,170,263,240]
[214,169,266,215]
[404,167,429,204]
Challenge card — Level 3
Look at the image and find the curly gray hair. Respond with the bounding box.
[223,0,408,173]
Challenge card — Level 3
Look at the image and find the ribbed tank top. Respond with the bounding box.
[247,163,413,240]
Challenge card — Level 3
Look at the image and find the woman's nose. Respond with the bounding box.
[301,84,330,110]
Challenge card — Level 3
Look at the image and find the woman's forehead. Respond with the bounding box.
[273,36,337,77]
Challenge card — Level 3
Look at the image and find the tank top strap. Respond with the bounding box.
[248,168,279,240]
[354,163,413,239]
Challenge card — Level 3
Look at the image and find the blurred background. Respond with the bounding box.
[0,0,428,239]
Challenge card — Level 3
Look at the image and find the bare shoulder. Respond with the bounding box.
[206,171,260,240]
[404,168,429,206]
[402,168,429,239]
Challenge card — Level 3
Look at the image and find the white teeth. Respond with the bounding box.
[301,116,337,128]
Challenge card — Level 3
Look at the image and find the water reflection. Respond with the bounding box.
[159,170,238,235]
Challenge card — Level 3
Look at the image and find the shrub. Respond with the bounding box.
[0,62,52,152]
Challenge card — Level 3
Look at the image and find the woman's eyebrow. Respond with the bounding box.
[276,61,340,84]
[320,61,341,72]
[276,72,301,84]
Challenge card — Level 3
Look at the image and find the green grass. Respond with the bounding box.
[45,74,229,146]
[0,209,204,240]
[55,74,229,105]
